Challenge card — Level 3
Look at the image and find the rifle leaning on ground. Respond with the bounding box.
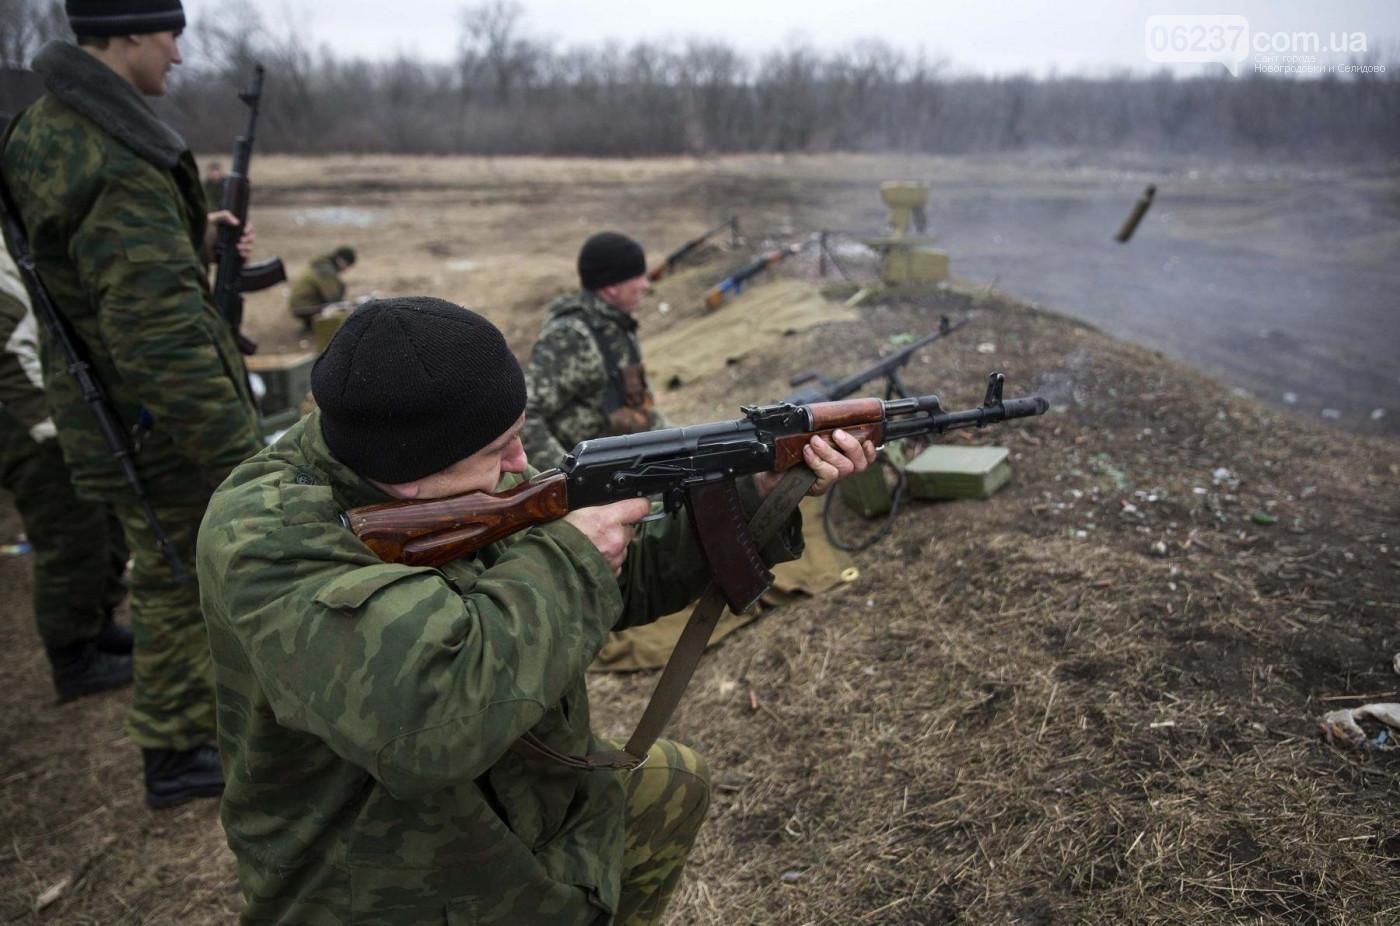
[211,64,286,356]
[342,372,1047,771]
[784,315,969,405]
[702,237,813,310]
[648,217,737,283]
[0,170,189,581]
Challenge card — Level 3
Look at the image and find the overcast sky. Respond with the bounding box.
[181,0,1398,75]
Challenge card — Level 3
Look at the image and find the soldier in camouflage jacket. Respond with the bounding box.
[1,5,263,808]
[522,232,666,467]
[288,245,355,330]
[0,249,131,702]
[198,297,873,924]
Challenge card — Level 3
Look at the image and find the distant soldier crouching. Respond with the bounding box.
[288,245,355,331]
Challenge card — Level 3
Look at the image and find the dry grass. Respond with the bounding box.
[1,154,1398,924]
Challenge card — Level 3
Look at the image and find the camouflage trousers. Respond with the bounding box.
[110,489,218,751]
[616,740,711,925]
[0,410,127,650]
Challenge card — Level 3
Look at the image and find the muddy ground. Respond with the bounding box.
[1,153,1398,924]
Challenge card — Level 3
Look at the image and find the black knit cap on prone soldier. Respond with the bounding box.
[66,0,186,36]
[312,297,527,484]
[577,232,646,292]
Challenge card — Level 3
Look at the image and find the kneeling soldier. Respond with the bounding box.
[197,296,872,924]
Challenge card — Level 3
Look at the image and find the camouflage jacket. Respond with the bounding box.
[0,250,49,430]
[198,409,803,925]
[288,255,346,316]
[1,41,260,496]
[521,291,664,468]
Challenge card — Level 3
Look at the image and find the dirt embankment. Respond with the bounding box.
[1,154,1397,924]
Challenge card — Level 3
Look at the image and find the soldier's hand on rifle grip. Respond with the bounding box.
[754,428,876,499]
[204,211,256,263]
[563,497,653,577]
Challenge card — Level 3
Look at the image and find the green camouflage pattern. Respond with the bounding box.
[521,291,666,468]
[0,409,127,650]
[113,485,219,749]
[0,45,262,498]
[1,42,260,751]
[198,408,804,924]
[617,740,711,925]
[288,255,347,319]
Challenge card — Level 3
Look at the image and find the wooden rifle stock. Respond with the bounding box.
[344,471,570,568]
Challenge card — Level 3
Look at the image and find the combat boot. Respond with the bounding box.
[143,746,225,809]
[95,617,133,655]
[47,641,133,703]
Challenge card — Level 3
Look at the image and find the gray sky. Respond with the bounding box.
[182,0,1399,75]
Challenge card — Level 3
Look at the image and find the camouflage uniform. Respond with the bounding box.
[1,42,263,748]
[0,251,127,651]
[521,290,666,468]
[287,254,347,323]
[197,408,803,925]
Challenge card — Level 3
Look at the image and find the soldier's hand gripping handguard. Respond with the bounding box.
[345,372,1048,614]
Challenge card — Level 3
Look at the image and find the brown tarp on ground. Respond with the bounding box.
[643,279,858,390]
[591,497,856,671]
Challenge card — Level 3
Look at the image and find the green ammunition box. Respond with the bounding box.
[905,445,1011,500]
[879,246,949,285]
[246,351,315,418]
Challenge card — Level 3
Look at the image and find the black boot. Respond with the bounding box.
[143,746,225,809]
[95,617,133,655]
[47,641,133,703]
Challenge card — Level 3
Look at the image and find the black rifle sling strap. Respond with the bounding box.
[510,467,816,772]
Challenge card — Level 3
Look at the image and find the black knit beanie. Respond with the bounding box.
[66,0,186,36]
[577,232,646,292]
[312,297,527,484]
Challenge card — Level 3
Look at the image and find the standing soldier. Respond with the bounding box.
[287,245,355,331]
[0,248,131,701]
[201,159,224,210]
[1,0,264,808]
[521,231,666,467]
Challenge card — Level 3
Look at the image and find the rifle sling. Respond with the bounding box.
[511,467,816,773]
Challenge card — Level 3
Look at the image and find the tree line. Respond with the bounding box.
[2,0,1396,161]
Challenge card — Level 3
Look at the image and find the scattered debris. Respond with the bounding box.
[1320,703,1400,751]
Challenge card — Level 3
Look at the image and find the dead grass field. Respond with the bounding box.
[1,153,1398,924]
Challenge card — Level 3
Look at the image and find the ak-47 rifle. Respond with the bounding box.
[211,64,285,356]
[344,372,1047,611]
[345,371,1045,772]
[0,168,188,580]
[648,217,737,283]
[702,238,811,310]
[784,315,969,405]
